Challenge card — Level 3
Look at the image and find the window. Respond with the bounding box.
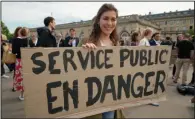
[169,20,174,25]
[183,27,186,31]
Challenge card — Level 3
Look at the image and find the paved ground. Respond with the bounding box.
[1,64,194,118]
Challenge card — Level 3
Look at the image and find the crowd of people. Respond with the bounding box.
[1,3,194,118]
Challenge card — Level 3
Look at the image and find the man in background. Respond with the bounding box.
[63,28,79,47]
[160,36,173,46]
[173,33,194,85]
[29,33,38,47]
[172,34,184,79]
[36,16,56,47]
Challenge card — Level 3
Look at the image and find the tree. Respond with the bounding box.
[188,29,194,36]
[1,21,13,40]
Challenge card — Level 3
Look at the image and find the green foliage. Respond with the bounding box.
[1,21,13,40]
[188,29,194,36]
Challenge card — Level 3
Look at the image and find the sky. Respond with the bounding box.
[2,2,194,33]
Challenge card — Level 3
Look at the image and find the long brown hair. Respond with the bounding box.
[141,28,152,39]
[88,3,119,46]
[20,27,29,37]
[13,27,22,38]
[131,32,139,42]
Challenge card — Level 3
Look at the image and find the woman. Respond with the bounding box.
[12,27,29,101]
[138,29,152,46]
[82,3,124,119]
[11,27,22,92]
[130,32,140,46]
[138,29,160,106]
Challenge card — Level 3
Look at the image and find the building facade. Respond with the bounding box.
[140,9,194,41]
[30,15,160,44]
[30,9,194,42]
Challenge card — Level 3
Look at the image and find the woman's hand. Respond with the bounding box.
[82,43,97,49]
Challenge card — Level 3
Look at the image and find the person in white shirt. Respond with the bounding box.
[139,29,153,46]
[29,33,38,47]
[139,29,160,107]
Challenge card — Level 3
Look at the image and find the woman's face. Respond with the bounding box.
[99,10,117,36]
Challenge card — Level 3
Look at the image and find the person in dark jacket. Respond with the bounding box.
[36,16,56,47]
[160,36,173,46]
[63,28,79,47]
[149,32,161,46]
[28,33,38,47]
[12,27,29,101]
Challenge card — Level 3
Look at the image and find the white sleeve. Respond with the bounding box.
[139,39,145,46]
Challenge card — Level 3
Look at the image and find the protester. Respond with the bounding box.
[82,3,124,119]
[149,32,161,46]
[9,27,23,91]
[29,33,38,47]
[12,27,29,101]
[130,32,140,46]
[55,33,64,47]
[173,33,194,85]
[36,16,56,47]
[63,28,79,47]
[139,29,162,106]
[172,34,183,79]
[139,29,152,46]
[160,36,173,46]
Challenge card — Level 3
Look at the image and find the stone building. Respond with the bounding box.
[29,9,194,42]
[29,15,160,44]
[140,9,194,41]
